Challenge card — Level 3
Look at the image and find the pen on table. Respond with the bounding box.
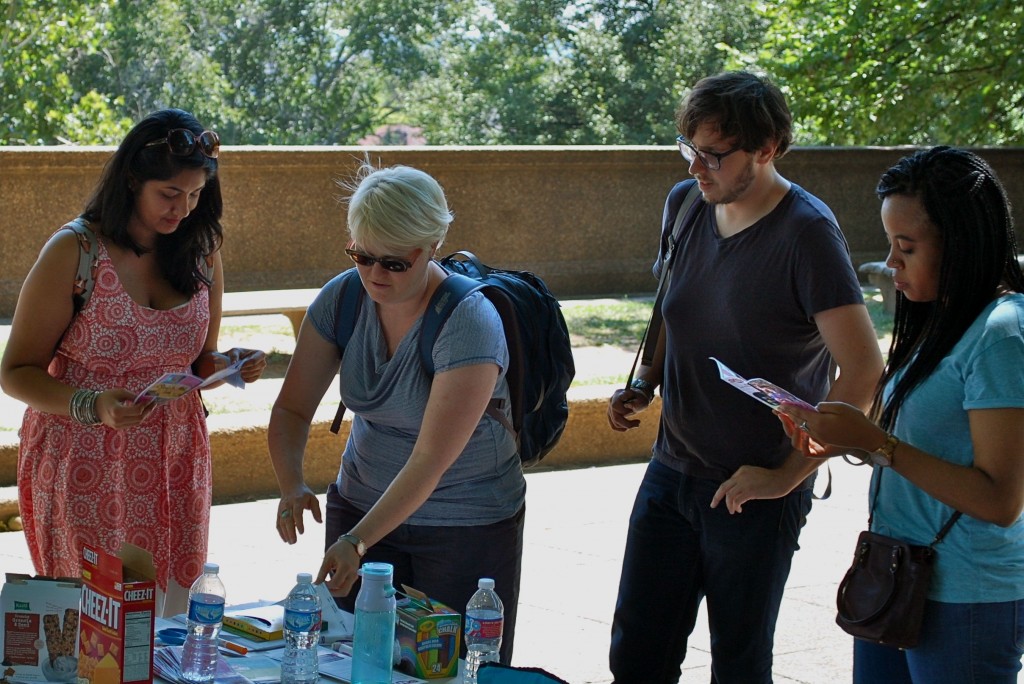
[219,638,248,655]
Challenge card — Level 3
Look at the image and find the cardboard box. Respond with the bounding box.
[77,544,156,684]
[395,587,461,680]
[0,574,83,683]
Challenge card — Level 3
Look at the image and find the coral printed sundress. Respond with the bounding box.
[18,232,211,592]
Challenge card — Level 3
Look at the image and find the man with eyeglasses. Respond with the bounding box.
[606,71,883,683]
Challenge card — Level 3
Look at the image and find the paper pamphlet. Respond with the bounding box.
[710,357,816,412]
[134,357,246,405]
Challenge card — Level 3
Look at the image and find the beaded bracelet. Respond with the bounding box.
[69,388,101,425]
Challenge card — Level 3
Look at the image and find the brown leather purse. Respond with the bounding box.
[835,469,961,649]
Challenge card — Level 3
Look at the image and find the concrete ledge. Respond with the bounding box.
[0,392,658,513]
[221,288,319,337]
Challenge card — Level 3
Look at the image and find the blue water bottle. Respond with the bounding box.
[180,563,226,684]
[351,562,397,684]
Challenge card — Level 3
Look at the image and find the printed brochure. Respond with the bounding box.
[710,357,816,412]
[134,358,246,405]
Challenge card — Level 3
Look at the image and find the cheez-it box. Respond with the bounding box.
[77,543,156,684]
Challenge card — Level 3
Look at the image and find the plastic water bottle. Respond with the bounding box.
[281,573,322,684]
[180,562,226,684]
[464,578,503,684]
[351,562,397,684]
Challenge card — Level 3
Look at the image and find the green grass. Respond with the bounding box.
[560,298,654,349]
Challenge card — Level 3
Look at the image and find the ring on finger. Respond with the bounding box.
[279,509,292,520]
[799,420,809,432]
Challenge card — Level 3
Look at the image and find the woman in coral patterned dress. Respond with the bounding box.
[0,109,266,615]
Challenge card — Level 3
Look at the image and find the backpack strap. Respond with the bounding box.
[418,273,486,373]
[329,269,366,435]
[66,218,100,313]
[419,273,519,437]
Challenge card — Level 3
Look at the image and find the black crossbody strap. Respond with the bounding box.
[869,466,962,548]
[627,182,703,387]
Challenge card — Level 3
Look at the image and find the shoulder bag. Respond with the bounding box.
[835,467,961,649]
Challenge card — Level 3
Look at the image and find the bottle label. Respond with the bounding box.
[465,615,503,640]
[187,594,225,624]
[284,608,322,633]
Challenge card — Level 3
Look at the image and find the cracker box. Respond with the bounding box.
[77,544,156,684]
[395,587,461,680]
[0,574,83,683]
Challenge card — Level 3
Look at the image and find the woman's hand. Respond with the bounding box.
[193,348,267,385]
[608,388,650,431]
[226,347,267,383]
[777,401,886,456]
[275,485,323,544]
[95,388,157,429]
[315,538,361,597]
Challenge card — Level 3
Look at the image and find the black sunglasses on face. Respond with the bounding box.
[346,248,415,272]
[145,129,220,159]
[676,135,741,171]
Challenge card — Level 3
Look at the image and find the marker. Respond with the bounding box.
[219,638,248,655]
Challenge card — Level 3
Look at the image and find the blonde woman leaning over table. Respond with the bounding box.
[779,147,1024,684]
[0,109,266,616]
[269,162,526,664]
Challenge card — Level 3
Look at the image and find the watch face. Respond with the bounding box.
[341,535,365,557]
[871,452,891,467]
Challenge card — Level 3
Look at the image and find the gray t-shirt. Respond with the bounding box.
[309,272,525,525]
[654,182,865,482]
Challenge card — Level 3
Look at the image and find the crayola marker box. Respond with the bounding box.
[395,587,460,680]
[77,543,156,684]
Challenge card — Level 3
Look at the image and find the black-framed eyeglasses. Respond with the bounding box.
[145,129,220,159]
[346,248,415,273]
[676,135,741,171]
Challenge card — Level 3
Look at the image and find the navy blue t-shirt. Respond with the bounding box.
[653,181,864,482]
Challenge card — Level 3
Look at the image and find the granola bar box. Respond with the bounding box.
[0,573,83,683]
[395,587,461,680]
[77,544,156,684]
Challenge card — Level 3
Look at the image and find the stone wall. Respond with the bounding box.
[2,146,1022,316]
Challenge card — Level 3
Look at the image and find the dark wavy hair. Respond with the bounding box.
[81,108,223,296]
[872,146,1024,429]
[675,71,793,159]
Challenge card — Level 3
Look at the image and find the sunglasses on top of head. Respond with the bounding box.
[145,128,220,159]
[345,248,415,273]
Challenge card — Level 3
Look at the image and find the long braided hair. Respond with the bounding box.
[872,146,1024,430]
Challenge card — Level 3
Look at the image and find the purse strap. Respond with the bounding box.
[625,181,703,387]
[869,466,962,548]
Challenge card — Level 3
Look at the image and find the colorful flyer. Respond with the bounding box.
[134,358,246,405]
[710,357,817,412]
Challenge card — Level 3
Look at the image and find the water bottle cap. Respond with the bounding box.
[296,573,313,584]
[358,562,394,580]
[478,577,495,590]
[203,562,219,574]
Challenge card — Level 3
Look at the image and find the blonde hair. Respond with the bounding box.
[341,162,452,253]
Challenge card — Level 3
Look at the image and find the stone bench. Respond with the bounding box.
[221,288,320,337]
[858,261,896,313]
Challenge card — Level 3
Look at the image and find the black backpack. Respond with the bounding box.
[329,251,575,468]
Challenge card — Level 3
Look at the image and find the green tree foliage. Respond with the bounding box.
[742,0,1024,145]
[399,0,764,144]
[2,1,1021,146]
[1,0,131,144]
